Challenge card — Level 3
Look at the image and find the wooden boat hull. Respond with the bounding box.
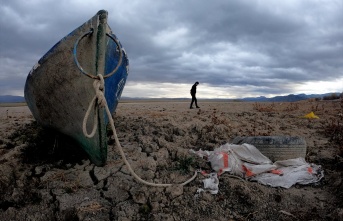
[24,10,129,166]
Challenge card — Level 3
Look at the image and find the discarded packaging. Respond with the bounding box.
[191,143,324,192]
[202,173,219,194]
[302,111,320,119]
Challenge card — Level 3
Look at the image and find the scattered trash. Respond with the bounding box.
[194,188,204,200]
[202,173,219,194]
[191,143,324,192]
[194,173,219,198]
[302,111,320,119]
[250,157,324,188]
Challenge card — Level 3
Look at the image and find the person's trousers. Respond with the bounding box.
[190,94,198,107]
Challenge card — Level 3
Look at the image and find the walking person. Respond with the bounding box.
[190,81,200,109]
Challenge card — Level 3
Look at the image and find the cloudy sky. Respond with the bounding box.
[1,0,342,99]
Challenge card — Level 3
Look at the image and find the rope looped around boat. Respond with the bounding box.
[83,74,199,187]
[82,75,106,138]
[73,29,123,80]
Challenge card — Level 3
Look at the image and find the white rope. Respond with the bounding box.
[83,74,199,187]
[82,75,105,138]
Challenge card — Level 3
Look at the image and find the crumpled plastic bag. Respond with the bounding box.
[202,173,219,194]
[251,158,324,188]
[190,144,276,177]
[190,143,324,191]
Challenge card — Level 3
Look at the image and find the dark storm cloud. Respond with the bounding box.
[0,0,342,97]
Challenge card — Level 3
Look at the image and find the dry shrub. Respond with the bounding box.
[210,109,230,126]
[148,111,168,118]
[253,102,276,112]
[322,100,343,156]
[323,119,343,146]
[323,93,342,100]
[283,103,299,112]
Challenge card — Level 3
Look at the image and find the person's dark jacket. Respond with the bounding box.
[190,84,197,95]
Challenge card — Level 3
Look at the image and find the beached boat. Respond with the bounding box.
[24,10,129,166]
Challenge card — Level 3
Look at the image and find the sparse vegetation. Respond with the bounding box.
[210,108,231,125]
[139,203,152,214]
[283,102,299,112]
[174,156,197,174]
[323,93,342,100]
[323,118,343,149]
[252,102,276,112]
[322,99,343,156]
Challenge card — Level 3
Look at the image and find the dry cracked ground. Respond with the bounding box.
[0,99,342,220]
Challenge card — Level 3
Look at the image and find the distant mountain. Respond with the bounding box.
[0,95,25,103]
[238,93,341,102]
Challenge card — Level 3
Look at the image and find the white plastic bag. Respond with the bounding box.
[250,158,324,188]
[191,143,324,190]
[202,173,219,194]
[191,143,275,177]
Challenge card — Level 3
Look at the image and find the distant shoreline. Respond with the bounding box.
[1,98,341,107]
[1,92,341,104]
[119,98,234,103]
[0,102,28,107]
